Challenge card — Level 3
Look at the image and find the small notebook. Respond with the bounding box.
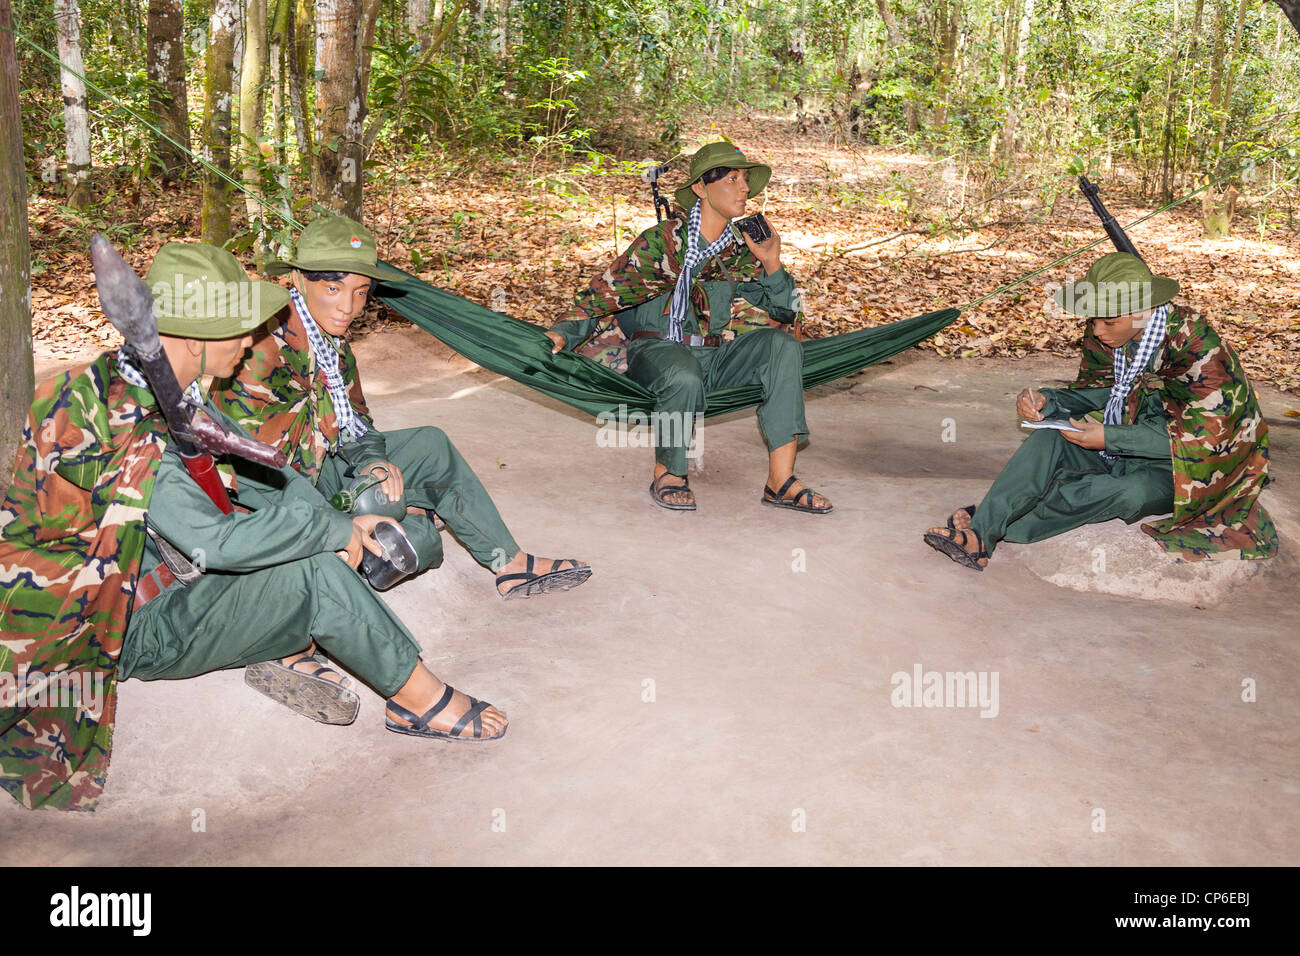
[1021,419,1083,433]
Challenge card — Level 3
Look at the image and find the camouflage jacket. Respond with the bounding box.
[0,353,167,810]
[213,303,386,484]
[1073,307,1277,560]
[551,208,795,370]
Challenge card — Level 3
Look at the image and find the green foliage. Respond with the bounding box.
[11,0,1300,232]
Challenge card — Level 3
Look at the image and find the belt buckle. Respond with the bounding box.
[687,333,703,347]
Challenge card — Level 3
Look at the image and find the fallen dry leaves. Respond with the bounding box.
[28,114,1300,394]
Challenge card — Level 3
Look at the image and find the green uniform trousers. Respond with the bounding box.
[120,413,425,696]
[322,426,520,572]
[120,553,422,697]
[627,327,807,476]
[969,428,1174,556]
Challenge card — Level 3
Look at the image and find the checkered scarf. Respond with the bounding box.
[667,199,735,343]
[1100,304,1168,460]
[116,348,204,406]
[287,284,368,443]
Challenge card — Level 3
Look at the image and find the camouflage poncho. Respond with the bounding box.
[0,354,167,810]
[214,303,382,483]
[1073,307,1277,560]
[558,207,784,368]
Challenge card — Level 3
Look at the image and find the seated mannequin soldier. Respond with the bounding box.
[545,141,832,515]
[215,215,591,600]
[923,252,1277,570]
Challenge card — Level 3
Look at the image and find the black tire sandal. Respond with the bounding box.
[761,475,833,514]
[923,527,989,571]
[385,685,506,742]
[496,555,592,600]
[244,653,361,725]
[649,473,696,511]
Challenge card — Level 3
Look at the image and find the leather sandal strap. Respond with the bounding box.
[654,474,690,493]
[387,684,456,731]
[775,474,800,499]
[957,528,987,560]
[451,698,490,738]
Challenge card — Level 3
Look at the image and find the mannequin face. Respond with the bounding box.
[200,333,256,379]
[296,270,374,336]
[692,168,751,220]
[1092,308,1154,350]
[161,331,255,388]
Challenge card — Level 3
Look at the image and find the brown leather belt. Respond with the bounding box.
[134,562,178,609]
[632,330,726,348]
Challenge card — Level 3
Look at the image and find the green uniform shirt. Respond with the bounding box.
[554,269,795,349]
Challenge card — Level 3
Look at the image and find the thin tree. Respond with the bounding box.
[998,0,1034,158]
[146,0,191,182]
[1,0,34,497]
[289,0,314,172]
[312,0,382,220]
[409,0,431,43]
[53,0,91,208]
[202,0,239,245]
[239,0,270,246]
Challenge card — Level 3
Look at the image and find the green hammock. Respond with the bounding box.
[375,268,960,419]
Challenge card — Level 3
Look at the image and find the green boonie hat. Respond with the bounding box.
[1053,252,1181,318]
[146,242,289,338]
[264,215,408,283]
[674,141,772,211]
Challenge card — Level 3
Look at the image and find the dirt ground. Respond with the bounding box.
[2,330,1296,865]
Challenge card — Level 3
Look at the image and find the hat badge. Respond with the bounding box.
[349,236,362,249]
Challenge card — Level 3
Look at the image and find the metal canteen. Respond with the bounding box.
[359,520,419,591]
[331,469,406,520]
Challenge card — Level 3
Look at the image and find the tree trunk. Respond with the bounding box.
[271,0,288,170]
[875,0,901,43]
[989,0,1015,157]
[0,0,33,498]
[289,0,313,167]
[1014,0,1033,88]
[1202,0,1252,232]
[1159,0,1183,204]
[998,0,1034,158]
[1220,0,1252,126]
[202,0,238,245]
[1208,0,1228,166]
[931,0,961,131]
[240,0,269,235]
[53,0,92,208]
[146,0,190,182]
[493,0,509,55]
[409,0,431,46]
[266,0,292,249]
[313,0,381,220]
